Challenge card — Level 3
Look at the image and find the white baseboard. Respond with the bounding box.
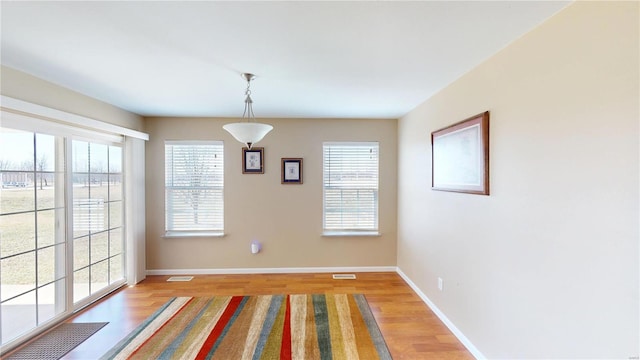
[396,268,485,360]
[146,266,397,276]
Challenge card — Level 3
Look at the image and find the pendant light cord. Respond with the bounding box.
[242,77,255,122]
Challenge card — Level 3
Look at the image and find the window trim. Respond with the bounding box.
[163,230,225,238]
[1,95,148,141]
[322,230,381,237]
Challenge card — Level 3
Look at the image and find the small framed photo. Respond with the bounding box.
[281,158,303,184]
[242,147,264,174]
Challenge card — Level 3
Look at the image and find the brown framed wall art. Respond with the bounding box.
[242,147,264,174]
[431,111,489,195]
[281,158,303,184]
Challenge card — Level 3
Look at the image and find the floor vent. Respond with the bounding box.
[332,274,356,280]
[167,276,194,282]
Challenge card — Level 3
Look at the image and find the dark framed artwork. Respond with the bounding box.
[431,111,489,195]
[281,158,303,184]
[242,147,264,174]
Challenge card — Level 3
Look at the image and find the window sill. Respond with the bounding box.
[322,231,380,237]
[163,231,225,239]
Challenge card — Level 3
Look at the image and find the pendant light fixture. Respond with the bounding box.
[223,73,273,149]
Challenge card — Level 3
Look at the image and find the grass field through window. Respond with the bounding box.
[1,183,122,288]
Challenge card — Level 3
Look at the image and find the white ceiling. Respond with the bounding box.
[1,1,570,119]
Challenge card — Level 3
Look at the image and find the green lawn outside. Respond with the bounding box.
[0,183,122,287]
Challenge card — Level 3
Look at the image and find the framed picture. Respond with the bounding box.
[281,158,303,184]
[242,147,264,174]
[431,111,489,195]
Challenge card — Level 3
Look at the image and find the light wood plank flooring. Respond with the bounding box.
[10,272,474,359]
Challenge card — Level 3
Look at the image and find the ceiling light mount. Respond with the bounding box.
[242,72,255,82]
[223,73,273,149]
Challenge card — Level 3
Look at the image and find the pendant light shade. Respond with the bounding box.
[222,122,273,150]
[223,73,273,149]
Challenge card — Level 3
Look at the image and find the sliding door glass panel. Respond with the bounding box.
[0,128,66,347]
[71,140,123,304]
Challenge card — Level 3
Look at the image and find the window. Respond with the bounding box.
[165,141,224,236]
[323,142,379,235]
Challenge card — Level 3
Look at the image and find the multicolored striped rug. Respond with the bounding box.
[100,294,392,360]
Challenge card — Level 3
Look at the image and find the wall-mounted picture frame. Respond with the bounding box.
[431,111,489,195]
[242,147,264,174]
[281,158,303,184]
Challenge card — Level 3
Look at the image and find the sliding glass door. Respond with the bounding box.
[0,126,126,348]
[0,128,66,346]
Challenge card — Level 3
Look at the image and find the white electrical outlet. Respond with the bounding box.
[438,277,444,291]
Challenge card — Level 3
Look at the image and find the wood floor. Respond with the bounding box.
[13,272,474,359]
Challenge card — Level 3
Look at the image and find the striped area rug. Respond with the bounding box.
[100,294,392,360]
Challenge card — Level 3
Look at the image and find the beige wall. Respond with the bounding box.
[397,2,639,358]
[144,117,397,271]
[1,66,143,131]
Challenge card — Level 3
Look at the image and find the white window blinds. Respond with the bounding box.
[323,142,379,232]
[165,141,223,235]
